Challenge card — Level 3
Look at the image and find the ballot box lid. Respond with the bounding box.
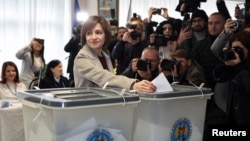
[137,85,213,99]
[17,87,140,108]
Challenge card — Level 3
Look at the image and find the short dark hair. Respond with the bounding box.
[172,49,191,60]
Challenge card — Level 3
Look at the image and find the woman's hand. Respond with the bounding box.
[133,80,156,93]
[224,50,241,66]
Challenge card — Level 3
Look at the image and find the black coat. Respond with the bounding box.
[64,37,81,78]
[214,64,250,124]
[39,76,70,89]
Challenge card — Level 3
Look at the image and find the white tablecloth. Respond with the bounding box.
[0,101,25,141]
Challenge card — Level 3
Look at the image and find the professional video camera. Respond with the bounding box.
[160,59,180,71]
[176,0,207,16]
[219,46,244,61]
[136,59,151,71]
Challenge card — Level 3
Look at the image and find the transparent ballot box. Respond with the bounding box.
[17,87,140,141]
[132,85,213,141]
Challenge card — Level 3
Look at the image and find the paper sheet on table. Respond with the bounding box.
[151,72,173,93]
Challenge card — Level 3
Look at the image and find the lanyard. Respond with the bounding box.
[5,83,17,95]
[54,82,65,88]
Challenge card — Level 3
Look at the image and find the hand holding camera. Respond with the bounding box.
[224,50,241,67]
[224,19,236,34]
[136,59,152,80]
[152,8,162,15]
[159,59,180,77]
[122,32,130,42]
[30,38,44,48]
[219,46,244,61]
[136,59,151,71]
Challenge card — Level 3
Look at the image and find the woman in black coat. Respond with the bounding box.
[214,30,250,124]
[39,59,70,89]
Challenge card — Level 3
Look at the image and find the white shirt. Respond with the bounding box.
[0,82,27,100]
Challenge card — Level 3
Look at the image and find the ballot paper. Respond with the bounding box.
[151,72,173,93]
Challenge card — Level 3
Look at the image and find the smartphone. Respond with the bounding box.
[34,38,45,45]
[152,9,161,15]
[182,21,192,31]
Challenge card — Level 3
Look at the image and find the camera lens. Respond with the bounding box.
[161,59,176,71]
[219,46,244,61]
[137,59,151,71]
[219,50,235,61]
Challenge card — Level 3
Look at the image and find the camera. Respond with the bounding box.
[176,0,207,16]
[136,59,151,71]
[73,24,82,38]
[152,9,161,15]
[128,24,141,40]
[154,35,168,47]
[110,19,118,26]
[233,20,244,31]
[154,35,177,47]
[161,59,179,71]
[182,21,192,31]
[219,46,244,61]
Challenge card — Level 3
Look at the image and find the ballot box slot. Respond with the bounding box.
[54,92,104,100]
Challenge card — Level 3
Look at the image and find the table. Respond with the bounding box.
[0,101,25,141]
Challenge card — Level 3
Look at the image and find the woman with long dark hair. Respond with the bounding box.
[16,38,46,88]
[39,59,70,89]
[214,30,250,124]
[0,61,26,99]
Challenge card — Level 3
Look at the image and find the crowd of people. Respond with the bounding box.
[1,0,250,140]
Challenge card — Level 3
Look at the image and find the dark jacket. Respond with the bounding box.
[191,35,220,89]
[39,76,70,89]
[64,37,81,80]
[111,40,147,74]
[214,63,250,124]
[121,61,159,81]
[178,60,206,86]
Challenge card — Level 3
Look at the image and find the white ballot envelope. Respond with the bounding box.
[151,72,173,93]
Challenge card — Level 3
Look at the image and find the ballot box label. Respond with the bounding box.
[171,118,192,141]
[87,128,113,141]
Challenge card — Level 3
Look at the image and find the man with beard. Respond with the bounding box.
[177,9,208,51]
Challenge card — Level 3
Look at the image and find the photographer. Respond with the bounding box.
[211,0,250,59]
[111,17,147,74]
[155,20,178,59]
[213,30,250,125]
[160,48,205,86]
[175,0,207,16]
[64,24,82,83]
[177,9,208,52]
[122,47,160,81]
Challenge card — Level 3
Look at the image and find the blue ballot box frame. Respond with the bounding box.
[132,85,213,141]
